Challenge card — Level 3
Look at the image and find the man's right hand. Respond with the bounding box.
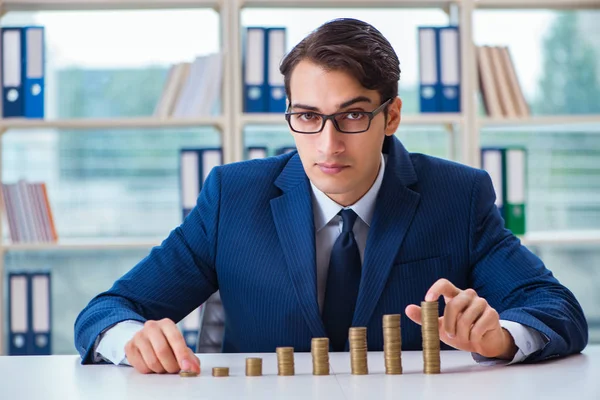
[124,318,201,374]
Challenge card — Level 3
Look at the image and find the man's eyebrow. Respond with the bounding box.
[290,96,373,112]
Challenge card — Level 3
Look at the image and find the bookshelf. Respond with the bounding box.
[0,0,599,355]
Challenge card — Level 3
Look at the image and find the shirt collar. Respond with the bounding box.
[311,153,386,232]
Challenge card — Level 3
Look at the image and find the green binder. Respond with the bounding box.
[504,147,527,235]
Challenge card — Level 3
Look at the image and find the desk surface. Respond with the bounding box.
[1,346,599,400]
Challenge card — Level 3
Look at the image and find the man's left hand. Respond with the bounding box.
[405,278,518,360]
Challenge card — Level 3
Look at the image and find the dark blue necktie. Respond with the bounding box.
[322,209,362,352]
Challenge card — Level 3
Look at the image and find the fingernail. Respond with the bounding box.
[425,292,436,301]
[446,332,455,339]
[181,359,191,371]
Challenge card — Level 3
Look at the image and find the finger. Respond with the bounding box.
[162,320,201,373]
[425,278,461,303]
[135,333,166,374]
[470,307,499,343]
[147,325,179,374]
[443,289,476,338]
[126,343,152,374]
[405,304,422,325]
[456,297,488,343]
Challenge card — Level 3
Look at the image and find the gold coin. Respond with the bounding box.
[179,370,199,377]
[212,367,229,377]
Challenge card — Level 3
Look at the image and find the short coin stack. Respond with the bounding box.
[421,300,441,374]
[245,357,263,376]
[349,327,368,375]
[179,370,199,378]
[276,347,295,376]
[311,337,330,375]
[212,367,229,377]
[383,314,403,374]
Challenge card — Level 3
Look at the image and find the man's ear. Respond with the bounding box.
[384,97,402,136]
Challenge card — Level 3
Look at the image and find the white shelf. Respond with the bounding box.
[240,0,455,8]
[520,230,600,246]
[0,116,225,131]
[1,238,163,252]
[479,115,600,127]
[240,113,463,126]
[0,0,220,11]
[474,0,600,9]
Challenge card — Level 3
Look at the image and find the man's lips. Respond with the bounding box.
[316,163,348,174]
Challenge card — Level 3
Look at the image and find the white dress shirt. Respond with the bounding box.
[95,153,545,366]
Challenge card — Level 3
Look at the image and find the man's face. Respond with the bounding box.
[288,60,401,206]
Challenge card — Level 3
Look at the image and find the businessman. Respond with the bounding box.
[75,18,588,375]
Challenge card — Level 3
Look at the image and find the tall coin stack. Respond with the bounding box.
[245,357,263,376]
[311,338,330,375]
[421,300,441,374]
[276,347,295,376]
[349,327,368,375]
[383,314,403,374]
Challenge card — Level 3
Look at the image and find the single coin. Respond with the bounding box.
[179,370,199,377]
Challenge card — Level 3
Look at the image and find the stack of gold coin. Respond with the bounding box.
[349,327,368,375]
[311,338,330,375]
[245,357,263,376]
[383,314,402,374]
[421,300,441,374]
[276,347,295,376]
[212,367,229,377]
[179,370,199,377]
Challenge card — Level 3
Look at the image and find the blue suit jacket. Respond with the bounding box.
[75,136,588,363]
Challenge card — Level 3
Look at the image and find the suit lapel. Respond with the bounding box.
[271,154,327,338]
[352,137,421,328]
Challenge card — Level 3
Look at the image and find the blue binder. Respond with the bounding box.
[179,148,222,220]
[29,271,52,355]
[1,27,25,118]
[22,26,45,119]
[8,272,30,355]
[275,146,296,156]
[481,147,506,221]
[439,26,461,112]
[418,26,442,113]
[265,27,287,113]
[243,27,267,113]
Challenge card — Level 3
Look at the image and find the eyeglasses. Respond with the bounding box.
[284,98,392,134]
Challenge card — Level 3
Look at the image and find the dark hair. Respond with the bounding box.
[280,18,400,110]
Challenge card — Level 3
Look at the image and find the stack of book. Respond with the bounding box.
[153,53,223,118]
[0,180,57,243]
[477,45,530,118]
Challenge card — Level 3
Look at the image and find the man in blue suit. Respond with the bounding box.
[74,18,587,375]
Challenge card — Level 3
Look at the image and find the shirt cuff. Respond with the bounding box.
[95,320,145,366]
[472,320,547,366]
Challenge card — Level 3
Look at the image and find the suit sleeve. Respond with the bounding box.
[468,169,588,363]
[74,167,222,363]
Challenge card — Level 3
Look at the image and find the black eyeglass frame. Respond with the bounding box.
[284,98,392,134]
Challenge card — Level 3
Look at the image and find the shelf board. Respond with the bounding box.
[1,0,220,11]
[0,116,224,131]
[520,230,600,246]
[2,238,163,252]
[479,115,600,127]
[241,113,463,126]
[474,0,600,9]
[241,0,455,8]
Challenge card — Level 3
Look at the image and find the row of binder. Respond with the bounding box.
[1,26,46,119]
[0,180,58,244]
[153,53,223,118]
[477,45,529,118]
[418,25,461,113]
[243,27,287,113]
[8,271,52,355]
[481,147,527,235]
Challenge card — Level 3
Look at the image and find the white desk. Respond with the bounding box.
[1,347,599,399]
